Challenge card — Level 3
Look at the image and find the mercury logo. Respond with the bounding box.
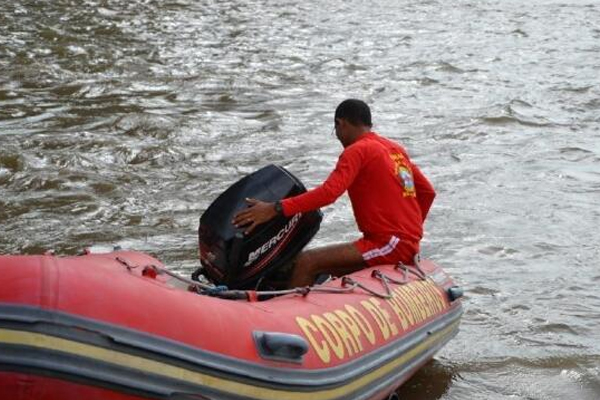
[244,213,302,267]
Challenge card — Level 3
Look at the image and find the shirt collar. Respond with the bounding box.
[355,131,377,142]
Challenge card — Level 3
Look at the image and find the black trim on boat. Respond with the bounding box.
[0,303,462,400]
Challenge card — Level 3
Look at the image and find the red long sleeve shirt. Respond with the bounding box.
[282,132,435,243]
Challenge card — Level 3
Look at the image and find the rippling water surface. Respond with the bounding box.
[1,0,599,398]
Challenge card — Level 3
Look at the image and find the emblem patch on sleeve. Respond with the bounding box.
[390,153,416,197]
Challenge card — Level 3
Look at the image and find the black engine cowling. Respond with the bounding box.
[198,165,322,289]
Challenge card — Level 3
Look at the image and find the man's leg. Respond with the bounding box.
[288,243,366,287]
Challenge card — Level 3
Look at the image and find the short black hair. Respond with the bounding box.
[334,99,372,128]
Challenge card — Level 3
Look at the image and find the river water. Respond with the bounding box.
[1,0,599,398]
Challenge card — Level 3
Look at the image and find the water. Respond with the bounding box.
[1,0,599,398]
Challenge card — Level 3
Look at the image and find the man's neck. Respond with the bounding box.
[347,127,372,145]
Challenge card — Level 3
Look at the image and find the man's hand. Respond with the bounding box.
[232,198,278,235]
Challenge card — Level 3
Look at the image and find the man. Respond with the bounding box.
[232,99,436,287]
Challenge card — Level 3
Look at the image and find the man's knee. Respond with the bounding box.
[288,243,367,287]
[296,244,363,274]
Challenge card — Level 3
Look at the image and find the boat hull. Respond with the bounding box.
[0,251,462,400]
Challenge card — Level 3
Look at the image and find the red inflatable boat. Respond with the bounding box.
[0,250,462,400]
[0,166,462,399]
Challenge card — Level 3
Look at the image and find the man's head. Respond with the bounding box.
[334,99,372,147]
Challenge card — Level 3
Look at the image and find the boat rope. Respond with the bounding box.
[118,256,428,302]
[117,257,215,291]
[412,253,428,279]
[393,263,427,282]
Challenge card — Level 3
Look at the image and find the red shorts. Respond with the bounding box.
[354,235,418,267]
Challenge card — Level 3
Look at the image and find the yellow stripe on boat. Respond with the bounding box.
[0,323,458,400]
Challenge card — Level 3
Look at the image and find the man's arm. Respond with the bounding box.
[281,147,362,216]
[232,147,363,234]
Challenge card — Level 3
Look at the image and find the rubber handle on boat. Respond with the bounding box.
[254,331,309,363]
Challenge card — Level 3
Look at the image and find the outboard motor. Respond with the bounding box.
[198,165,322,289]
